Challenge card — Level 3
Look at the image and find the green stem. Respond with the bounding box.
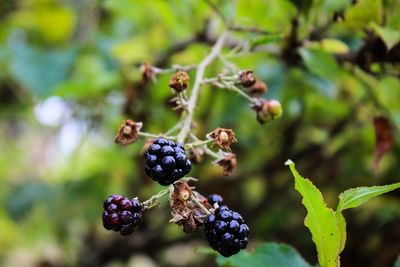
[185,139,213,149]
[139,132,177,140]
[142,187,171,210]
[222,81,257,103]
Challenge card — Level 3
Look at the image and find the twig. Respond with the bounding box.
[139,132,177,140]
[177,32,228,143]
[142,187,171,209]
[221,81,257,103]
[190,133,220,159]
[185,139,213,149]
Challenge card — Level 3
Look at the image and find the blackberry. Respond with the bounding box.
[102,194,143,236]
[204,205,249,257]
[208,194,224,206]
[143,138,192,185]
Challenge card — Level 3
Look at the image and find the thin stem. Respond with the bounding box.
[153,64,196,74]
[191,195,211,215]
[164,123,181,136]
[177,32,228,143]
[190,133,220,159]
[139,132,177,140]
[143,187,171,210]
[204,147,221,159]
[219,81,256,103]
[185,139,213,149]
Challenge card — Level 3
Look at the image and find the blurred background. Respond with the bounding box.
[0,0,400,266]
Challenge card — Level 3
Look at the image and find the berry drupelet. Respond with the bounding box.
[143,138,192,186]
[208,194,224,206]
[204,205,250,257]
[102,194,143,236]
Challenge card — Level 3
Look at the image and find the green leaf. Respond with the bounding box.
[298,48,342,80]
[250,33,284,49]
[345,0,383,29]
[10,46,75,98]
[336,182,400,211]
[335,212,347,253]
[285,160,341,267]
[216,243,311,267]
[370,22,400,50]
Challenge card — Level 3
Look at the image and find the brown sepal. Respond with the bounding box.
[239,70,256,88]
[216,153,237,176]
[168,71,190,93]
[114,119,143,145]
[208,128,237,150]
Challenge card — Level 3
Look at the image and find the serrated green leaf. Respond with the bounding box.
[285,160,341,267]
[370,22,400,50]
[337,182,400,211]
[216,242,311,267]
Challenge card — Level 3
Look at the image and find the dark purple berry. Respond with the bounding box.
[102,194,143,236]
[119,198,133,210]
[160,145,174,156]
[203,206,249,257]
[143,138,192,185]
[151,165,165,179]
[175,152,187,166]
[162,156,176,171]
[148,144,161,154]
[145,154,158,167]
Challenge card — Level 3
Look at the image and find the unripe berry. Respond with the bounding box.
[267,100,283,119]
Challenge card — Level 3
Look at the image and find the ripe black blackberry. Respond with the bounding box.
[102,194,143,236]
[143,138,192,185]
[204,205,250,257]
[208,194,224,206]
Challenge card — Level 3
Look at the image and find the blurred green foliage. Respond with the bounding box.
[0,0,399,267]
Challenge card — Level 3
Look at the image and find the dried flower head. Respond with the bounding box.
[208,128,237,150]
[251,99,282,124]
[140,63,154,83]
[216,153,237,176]
[189,147,204,163]
[239,70,256,88]
[114,119,143,145]
[169,182,211,233]
[248,80,268,97]
[168,71,190,92]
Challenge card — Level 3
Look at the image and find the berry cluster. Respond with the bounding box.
[144,138,192,185]
[204,205,250,257]
[102,194,143,236]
